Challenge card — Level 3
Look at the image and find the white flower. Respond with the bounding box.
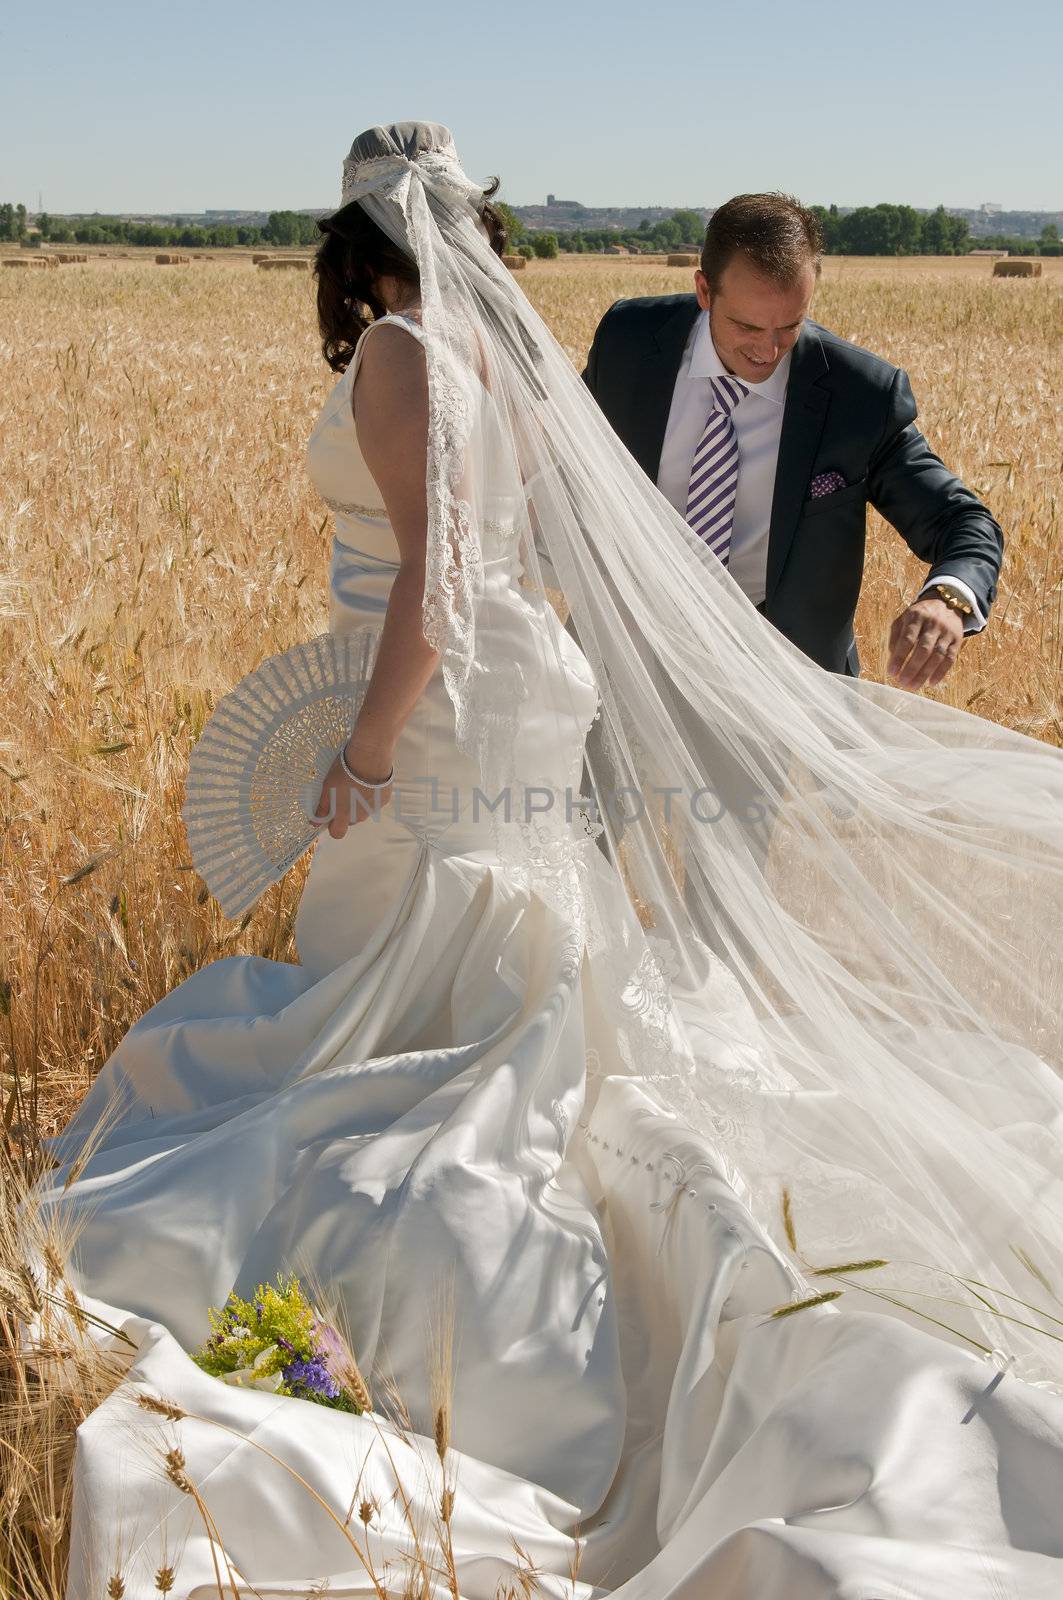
[215,1324,253,1356]
[219,1342,284,1392]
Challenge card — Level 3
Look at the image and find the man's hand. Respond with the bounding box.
[886,597,965,690]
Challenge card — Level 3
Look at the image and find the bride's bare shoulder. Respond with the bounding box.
[355,311,487,401]
[353,318,428,410]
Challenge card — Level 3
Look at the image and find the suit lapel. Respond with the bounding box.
[630,299,700,479]
[765,325,831,605]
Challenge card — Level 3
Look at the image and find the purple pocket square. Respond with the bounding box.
[809,471,849,499]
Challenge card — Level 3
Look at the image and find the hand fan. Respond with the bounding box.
[180,627,382,919]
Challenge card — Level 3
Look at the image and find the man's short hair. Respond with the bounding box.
[701,193,823,295]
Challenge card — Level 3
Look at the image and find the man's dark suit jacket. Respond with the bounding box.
[582,294,1004,675]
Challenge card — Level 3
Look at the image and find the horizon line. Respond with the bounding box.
[16,199,1063,220]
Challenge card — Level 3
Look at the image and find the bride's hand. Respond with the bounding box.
[310,745,394,840]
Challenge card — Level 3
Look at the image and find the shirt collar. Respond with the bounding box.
[688,308,791,404]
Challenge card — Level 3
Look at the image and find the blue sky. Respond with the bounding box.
[2,0,1061,214]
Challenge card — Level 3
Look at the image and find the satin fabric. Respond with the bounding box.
[31,316,1063,1599]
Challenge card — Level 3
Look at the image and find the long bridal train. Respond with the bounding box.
[27,304,1063,1599]
[35,1052,1063,1599]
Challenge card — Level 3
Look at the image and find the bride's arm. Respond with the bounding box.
[311,324,441,838]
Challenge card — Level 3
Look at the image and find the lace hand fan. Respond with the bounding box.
[181,627,382,919]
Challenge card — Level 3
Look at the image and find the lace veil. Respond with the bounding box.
[332,122,1063,1379]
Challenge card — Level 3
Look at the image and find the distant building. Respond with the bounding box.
[514,202,698,233]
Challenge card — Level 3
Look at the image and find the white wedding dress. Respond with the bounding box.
[34,315,1063,1600]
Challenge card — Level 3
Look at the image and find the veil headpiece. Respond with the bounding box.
[325,122,1063,1380]
[339,122,486,209]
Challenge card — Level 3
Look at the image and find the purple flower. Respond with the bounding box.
[282,1354,342,1401]
[314,1320,347,1374]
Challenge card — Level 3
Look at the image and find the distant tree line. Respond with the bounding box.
[506,204,1063,260]
[971,224,1060,256]
[0,203,29,240]
[0,205,321,249]
[812,206,1060,257]
[3,199,1060,260]
[497,205,707,257]
[812,204,966,255]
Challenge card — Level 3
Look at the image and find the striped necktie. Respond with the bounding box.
[685,374,748,563]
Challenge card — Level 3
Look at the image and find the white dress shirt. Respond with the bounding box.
[656,310,986,628]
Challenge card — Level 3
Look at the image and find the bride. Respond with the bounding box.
[27,123,1063,1598]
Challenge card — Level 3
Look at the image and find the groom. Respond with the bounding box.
[581,192,1004,686]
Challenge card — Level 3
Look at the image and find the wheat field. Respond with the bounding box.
[0,248,1061,1598]
[0,252,1061,1143]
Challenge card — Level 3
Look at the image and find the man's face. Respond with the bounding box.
[696,253,817,383]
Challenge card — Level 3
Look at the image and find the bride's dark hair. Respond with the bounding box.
[314,178,508,373]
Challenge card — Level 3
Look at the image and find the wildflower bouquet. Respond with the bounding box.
[190,1270,371,1413]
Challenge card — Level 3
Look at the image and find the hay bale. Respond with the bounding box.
[155,253,191,265]
[993,259,1042,278]
[3,257,47,268]
[251,254,269,264]
[256,257,310,270]
[501,253,526,271]
[667,253,699,267]
[55,253,88,264]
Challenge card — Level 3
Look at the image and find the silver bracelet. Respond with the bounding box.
[338,745,394,789]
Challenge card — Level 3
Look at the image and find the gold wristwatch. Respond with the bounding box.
[925,582,974,618]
